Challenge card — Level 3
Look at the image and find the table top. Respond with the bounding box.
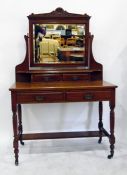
[9,81,117,92]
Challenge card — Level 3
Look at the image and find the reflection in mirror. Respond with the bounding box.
[33,24,85,64]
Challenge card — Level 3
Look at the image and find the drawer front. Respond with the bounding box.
[17,92,64,103]
[31,74,62,82]
[66,91,111,102]
[63,74,90,81]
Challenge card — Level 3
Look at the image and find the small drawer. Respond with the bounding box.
[17,92,64,103]
[63,74,90,81]
[31,74,62,82]
[66,90,111,102]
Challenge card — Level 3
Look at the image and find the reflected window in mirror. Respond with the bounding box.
[33,24,85,64]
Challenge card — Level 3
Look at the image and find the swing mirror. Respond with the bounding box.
[28,8,90,67]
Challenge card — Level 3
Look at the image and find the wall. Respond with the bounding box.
[0,0,127,150]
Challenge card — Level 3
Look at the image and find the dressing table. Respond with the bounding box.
[9,8,117,165]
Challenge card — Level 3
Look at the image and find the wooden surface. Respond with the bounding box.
[10,80,117,91]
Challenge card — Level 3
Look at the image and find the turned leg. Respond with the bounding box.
[18,104,24,145]
[108,101,115,159]
[98,101,103,143]
[12,107,19,165]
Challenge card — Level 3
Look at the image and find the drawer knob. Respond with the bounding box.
[84,93,93,100]
[35,96,45,101]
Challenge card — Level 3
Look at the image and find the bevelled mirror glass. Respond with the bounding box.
[33,24,85,64]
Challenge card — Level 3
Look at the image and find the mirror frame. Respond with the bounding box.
[28,7,91,68]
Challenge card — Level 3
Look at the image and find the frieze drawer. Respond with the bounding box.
[31,74,62,82]
[66,91,111,102]
[63,74,90,81]
[17,92,64,103]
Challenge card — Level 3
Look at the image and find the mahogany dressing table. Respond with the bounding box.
[9,8,117,165]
